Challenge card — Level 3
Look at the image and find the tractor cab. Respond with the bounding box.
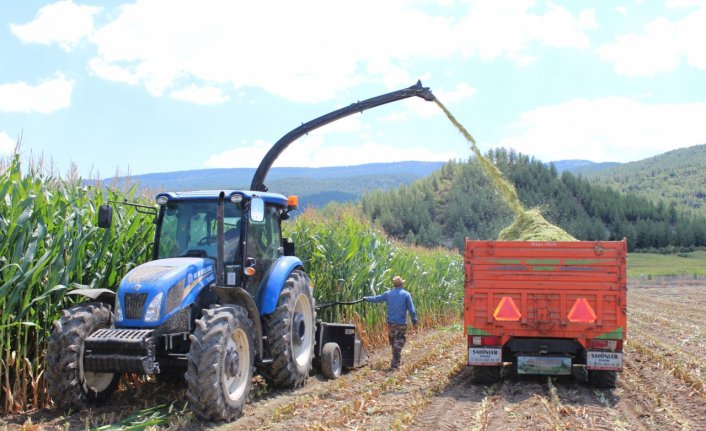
[151,190,295,295]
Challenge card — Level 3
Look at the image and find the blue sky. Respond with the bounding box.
[1,0,705,178]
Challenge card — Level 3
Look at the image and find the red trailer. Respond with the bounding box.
[464,239,627,387]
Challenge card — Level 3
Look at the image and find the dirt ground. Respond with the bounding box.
[2,278,705,431]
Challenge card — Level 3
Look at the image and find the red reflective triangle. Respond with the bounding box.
[567,298,597,323]
[493,296,521,321]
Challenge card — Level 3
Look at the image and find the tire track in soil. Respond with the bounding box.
[618,344,706,430]
[409,366,492,431]
[258,329,463,431]
[221,327,462,431]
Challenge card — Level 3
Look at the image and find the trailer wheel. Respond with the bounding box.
[470,365,501,384]
[185,305,254,421]
[263,270,316,388]
[321,342,342,380]
[46,302,120,410]
[587,370,617,388]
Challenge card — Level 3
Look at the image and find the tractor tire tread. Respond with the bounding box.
[185,305,254,421]
[45,302,119,410]
[262,270,316,388]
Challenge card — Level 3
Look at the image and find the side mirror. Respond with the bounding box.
[283,238,295,256]
[98,204,113,228]
[250,198,264,222]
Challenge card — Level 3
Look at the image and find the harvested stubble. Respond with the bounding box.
[434,99,576,242]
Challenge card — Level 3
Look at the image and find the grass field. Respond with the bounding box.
[628,250,706,277]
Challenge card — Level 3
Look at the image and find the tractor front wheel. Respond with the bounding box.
[185,305,254,421]
[45,302,120,410]
[262,270,316,388]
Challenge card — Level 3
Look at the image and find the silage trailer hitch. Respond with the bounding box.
[313,298,368,379]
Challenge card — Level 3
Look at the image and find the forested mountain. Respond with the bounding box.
[104,161,444,208]
[361,148,706,252]
[550,159,621,175]
[583,144,706,217]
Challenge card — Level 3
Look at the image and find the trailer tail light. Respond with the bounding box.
[468,335,501,346]
[589,339,622,351]
[567,298,597,323]
[493,296,521,321]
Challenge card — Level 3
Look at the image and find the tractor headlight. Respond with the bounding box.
[114,297,123,321]
[144,292,164,322]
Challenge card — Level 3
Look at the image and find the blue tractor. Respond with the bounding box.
[45,82,435,421]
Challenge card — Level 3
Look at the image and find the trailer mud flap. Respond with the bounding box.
[587,350,623,370]
[468,347,501,365]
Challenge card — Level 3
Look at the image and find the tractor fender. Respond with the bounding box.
[258,256,305,315]
[213,286,264,361]
[66,288,115,306]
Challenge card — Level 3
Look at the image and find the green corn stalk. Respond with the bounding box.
[285,206,464,346]
[0,154,154,415]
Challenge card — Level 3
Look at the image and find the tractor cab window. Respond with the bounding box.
[157,201,242,261]
[244,204,282,294]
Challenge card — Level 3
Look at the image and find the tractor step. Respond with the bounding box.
[84,328,158,374]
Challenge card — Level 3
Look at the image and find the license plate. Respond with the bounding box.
[517,356,572,375]
[587,351,623,370]
[468,347,501,365]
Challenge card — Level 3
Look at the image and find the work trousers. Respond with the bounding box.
[387,323,407,368]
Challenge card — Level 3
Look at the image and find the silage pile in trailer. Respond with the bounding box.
[498,208,576,241]
[434,99,576,242]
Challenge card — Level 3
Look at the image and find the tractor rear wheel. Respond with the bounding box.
[262,270,316,388]
[185,305,254,421]
[46,302,120,410]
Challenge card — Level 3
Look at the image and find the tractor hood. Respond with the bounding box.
[115,258,216,327]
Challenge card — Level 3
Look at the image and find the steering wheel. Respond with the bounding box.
[197,235,217,246]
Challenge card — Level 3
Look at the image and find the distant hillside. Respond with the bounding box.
[105,161,445,208]
[549,159,621,175]
[584,144,706,216]
[361,148,706,252]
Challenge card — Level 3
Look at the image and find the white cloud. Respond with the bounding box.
[676,6,706,69]
[599,4,706,76]
[204,134,461,168]
[436,82,477,104]
[10,0,100,51]
[204,139,271,168]
[493,97,706,162]
[598,18,680,76]
[666,0,704,7]
[0,74,73,113]
[0,132,16,155]
[455,1,594,63]
[82,0,593,103]
[170,85,229,105]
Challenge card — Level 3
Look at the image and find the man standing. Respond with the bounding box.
[364,275,418,371]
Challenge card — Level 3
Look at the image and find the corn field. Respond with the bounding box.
[287,207,464,347]
[0,154,154,415]
[0,154,464,416]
